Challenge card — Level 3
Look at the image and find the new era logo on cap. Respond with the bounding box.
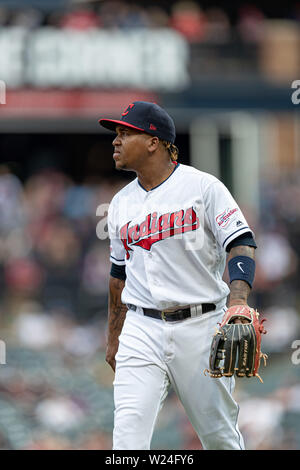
[99,101,176,143]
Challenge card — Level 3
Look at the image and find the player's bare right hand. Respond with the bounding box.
[106,343,119,372]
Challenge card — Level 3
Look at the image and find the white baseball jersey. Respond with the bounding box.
[108,163,253,310]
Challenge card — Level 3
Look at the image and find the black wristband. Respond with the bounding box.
[228,255,255,288]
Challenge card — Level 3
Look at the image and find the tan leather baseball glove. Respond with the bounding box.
[205,305,268,382]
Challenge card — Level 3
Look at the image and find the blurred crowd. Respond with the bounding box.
[0,0,298,44]
[0,164,125,324]
[0,162,300,449]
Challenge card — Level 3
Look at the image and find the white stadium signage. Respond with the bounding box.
[0,27,189,90]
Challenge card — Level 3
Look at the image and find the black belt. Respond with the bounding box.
[127,303,216,322]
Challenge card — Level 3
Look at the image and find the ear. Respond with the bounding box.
[147,136,160,153]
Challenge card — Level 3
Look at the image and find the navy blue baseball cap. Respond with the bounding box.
[99,101,176,144]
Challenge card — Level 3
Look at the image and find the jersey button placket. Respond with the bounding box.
[144,249,156,295]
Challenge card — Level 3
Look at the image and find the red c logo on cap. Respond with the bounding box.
[122,103,135,116]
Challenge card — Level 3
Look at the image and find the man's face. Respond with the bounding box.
[112,126,151,171]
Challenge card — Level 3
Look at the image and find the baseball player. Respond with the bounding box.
[99,101,257,450]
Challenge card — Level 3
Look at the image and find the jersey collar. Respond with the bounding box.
[137,162,180,193]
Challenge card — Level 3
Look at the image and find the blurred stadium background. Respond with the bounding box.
[0,0,300,450]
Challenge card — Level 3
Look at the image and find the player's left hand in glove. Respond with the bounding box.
[204,305,268,382]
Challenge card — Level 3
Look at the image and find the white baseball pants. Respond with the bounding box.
[113,306,245,450]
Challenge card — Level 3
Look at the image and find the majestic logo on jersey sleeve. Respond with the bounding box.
[120,207,200,260]
[216,207,238,228]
